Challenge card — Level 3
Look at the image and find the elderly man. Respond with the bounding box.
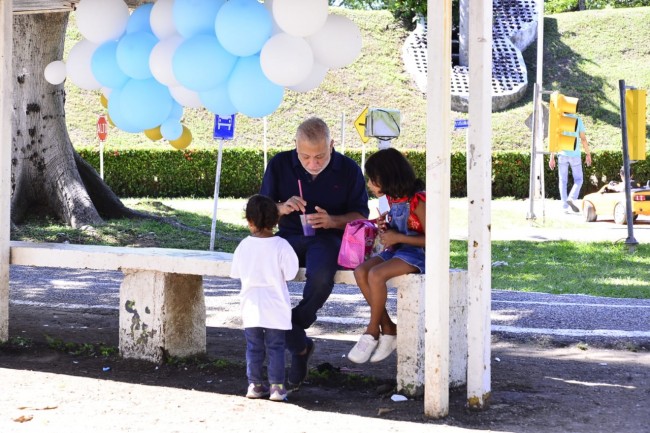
[260,117,369,389]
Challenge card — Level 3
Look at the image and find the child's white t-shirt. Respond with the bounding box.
[229,235,299,330]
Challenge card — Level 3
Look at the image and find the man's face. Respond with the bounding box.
[296,137,333,176]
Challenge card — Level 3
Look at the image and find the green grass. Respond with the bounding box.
[11,197,649,300]
[452,240,650,298]
[62,7,650,154]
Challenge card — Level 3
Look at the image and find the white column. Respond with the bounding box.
[0,0,13,342]
[424,0,451,418]
[466,0,493,409]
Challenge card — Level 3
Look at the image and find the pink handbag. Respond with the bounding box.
[337,219,378,269]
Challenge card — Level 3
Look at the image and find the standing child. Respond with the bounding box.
[347,148,426,364]
[230,194,299,401]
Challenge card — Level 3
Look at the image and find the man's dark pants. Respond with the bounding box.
[280,231,341,354]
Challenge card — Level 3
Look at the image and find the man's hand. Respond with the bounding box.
[279,196,306,216]
[308,206,333,229]
[585,153,592,167]
[549,155,556,170]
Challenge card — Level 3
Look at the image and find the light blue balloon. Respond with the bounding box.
[169,101,184,121]
[119,78,173,131]
[173,34,237,92]
[200,83,236,116]
[215,0,272,57]
[173,0,226,38]
[107,87,143,133]
[116,31,157,79]
[228,55,284,118]
[91,41,129,89]
[127,3,154,34]
[161,118,183,140]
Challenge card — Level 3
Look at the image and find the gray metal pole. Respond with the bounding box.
[209,140,224,252]
[618,79,637,249]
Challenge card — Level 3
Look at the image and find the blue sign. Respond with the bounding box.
[454,118,469,130]
[213,114,236,140]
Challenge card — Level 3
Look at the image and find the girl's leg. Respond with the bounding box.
[264,328,286,385]
[244,328,266,384]
[365,258,418,338]
[353,256,385,306]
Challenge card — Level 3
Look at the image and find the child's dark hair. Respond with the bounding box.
[365,148,425,198]
[245,194,279,230]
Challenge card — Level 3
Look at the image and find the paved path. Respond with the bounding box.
[9,265,650,348]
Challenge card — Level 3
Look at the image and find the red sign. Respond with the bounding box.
[97,115,108,142]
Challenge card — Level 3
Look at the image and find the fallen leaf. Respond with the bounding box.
[13,414,33,423]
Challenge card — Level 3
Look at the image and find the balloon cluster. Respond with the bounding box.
[44,0,362,149]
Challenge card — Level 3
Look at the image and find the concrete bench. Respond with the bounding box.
[9,241,467,396]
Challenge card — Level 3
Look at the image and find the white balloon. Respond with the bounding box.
[44,60,67,85]
[75,0,129,44]
[66,40,101,90]
[169,85,203,109]
[151,0,179,40]
[308,14,362,69]
[272,0,328,37]
[150,36,184,87]
[288,61,328,93]
[260,33,313,87]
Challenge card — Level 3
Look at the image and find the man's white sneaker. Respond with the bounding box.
[347,334,378,364]
[369,334,397,363]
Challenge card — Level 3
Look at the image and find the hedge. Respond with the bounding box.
[77,147,649,200]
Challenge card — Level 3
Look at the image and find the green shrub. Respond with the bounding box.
[78,148,648,200]
[546,0,579,14]
[546,0,650,13]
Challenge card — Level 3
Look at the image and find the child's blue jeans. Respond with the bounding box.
[244,327,286,385]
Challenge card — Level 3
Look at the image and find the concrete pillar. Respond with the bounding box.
[119,270,206,363]
[396,270,467,396]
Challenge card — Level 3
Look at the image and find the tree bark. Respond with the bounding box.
[11,13,138,228]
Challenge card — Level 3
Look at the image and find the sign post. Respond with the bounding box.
[96,115,108,179]
[354,107,369,173]
[210,114,236,251]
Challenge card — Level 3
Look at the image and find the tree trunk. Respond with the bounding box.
[11,13,137,228]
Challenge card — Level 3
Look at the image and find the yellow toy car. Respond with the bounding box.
[582,182,650,224]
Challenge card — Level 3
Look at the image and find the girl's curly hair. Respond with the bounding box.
[245,194,279,230]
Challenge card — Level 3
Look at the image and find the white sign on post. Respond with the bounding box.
[210,114,236,251]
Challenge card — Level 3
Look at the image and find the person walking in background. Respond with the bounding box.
[260,117,369,388]
[230,194,299,402]
[348,148,426,364]
[549,113,592,213]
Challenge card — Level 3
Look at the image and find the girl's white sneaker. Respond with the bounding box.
[369,334,397,362]
[347,334,378,364]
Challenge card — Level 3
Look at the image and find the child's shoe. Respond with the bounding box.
[246,383,269,399]
[347,334,378,363]
[269,384,287,402]
[369,334,397,362]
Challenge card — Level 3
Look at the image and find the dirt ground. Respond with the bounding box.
[1,305,649,433]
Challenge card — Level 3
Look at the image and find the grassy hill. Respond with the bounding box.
[64,7,650,154]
